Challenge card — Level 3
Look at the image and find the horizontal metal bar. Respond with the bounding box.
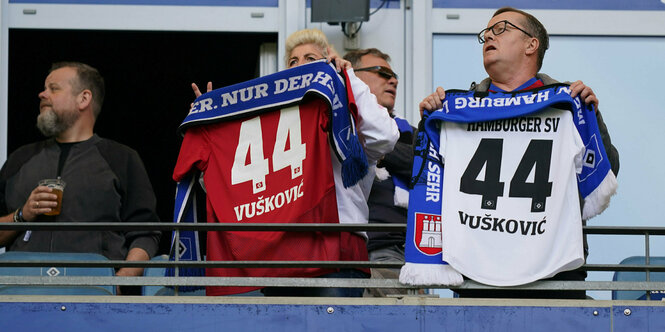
[583,226,665,235]
[0,260,404,269]
[2,223,665,235]
[1,276,664,292]
[0,276,407,288]
[456,280,665,291]
[2,223,664,295]
[3,260,665,273]
[582,264,665,272]
[0,222,407,232]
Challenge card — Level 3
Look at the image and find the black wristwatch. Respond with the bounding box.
[13,208,25,223]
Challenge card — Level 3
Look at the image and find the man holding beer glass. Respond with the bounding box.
[0,62,160,292]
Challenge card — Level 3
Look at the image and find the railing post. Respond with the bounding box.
[174,227,180,296]
[645,231,651,300]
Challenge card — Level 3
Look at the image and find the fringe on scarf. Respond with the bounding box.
[399,262,464,286]
[394,184,409,209]
[375,167,390,181]
[341,135,369,188]
[582,170,618,220]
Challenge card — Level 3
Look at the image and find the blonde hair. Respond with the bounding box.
[284,29,332,66]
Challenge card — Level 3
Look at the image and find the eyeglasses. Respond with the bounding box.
[477,20,533,44]
[354,66,399,80]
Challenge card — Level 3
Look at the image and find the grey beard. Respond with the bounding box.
[36,109,79,137]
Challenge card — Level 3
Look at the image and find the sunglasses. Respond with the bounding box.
[354,66,399,80]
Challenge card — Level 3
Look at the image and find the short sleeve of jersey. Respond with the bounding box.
[173,127,211,182]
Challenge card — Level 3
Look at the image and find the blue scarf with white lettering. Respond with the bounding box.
[169,61,367,282]
[400,84,617,286]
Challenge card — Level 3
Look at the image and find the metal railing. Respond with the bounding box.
[0,222,664,297]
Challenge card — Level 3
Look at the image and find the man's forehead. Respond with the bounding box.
[45,67,75,85]
[488,11,524,27]
[360,54,390,68]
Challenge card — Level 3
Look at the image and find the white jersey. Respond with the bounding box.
[440,108,586,286]
[401,84,616,287]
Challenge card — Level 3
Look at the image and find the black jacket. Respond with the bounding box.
[0,135,160,260]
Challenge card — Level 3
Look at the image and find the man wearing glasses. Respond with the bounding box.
[419,7,619,299]
[344,48,415,297]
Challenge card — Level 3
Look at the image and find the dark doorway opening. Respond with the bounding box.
[8,28,277,254]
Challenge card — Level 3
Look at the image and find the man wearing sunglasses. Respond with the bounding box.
[344,48,416,297]
[419,7,619,299]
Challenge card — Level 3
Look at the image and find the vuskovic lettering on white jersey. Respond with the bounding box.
[402,84,617,287]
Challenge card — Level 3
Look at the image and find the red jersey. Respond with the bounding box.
[174,100,357,295]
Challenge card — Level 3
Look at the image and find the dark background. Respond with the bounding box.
[7,28,276,254]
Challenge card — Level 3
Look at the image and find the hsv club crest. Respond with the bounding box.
[414,212,442,255]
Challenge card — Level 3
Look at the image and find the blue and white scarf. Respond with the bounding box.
[400,84,617,286]
[166,173,204,291]
[178,60,367,187]
[168,60,367,281]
